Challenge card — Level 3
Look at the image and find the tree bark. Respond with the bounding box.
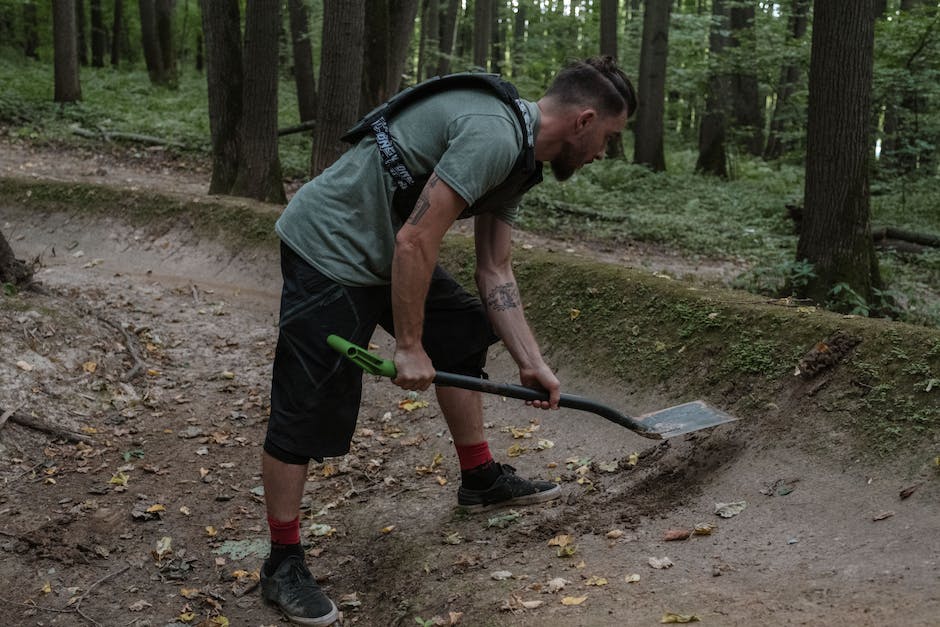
[490,0,504,75]
[53,0,82,103]
[90,0,105,67]
[362,0,419,111]
[199,0,242,194]
[512,0,526,76]
[288,0,317,125]
[139,0,166,84]
[764,0,809,160]
[600,0,618,60]
[420,0,441,80]
[695,0,729,177]
[0,230,33,286]
[634,0,671,171]
[796,1,881,308]
[312,0,365,176]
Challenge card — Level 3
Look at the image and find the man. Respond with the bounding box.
[261,56,635,625]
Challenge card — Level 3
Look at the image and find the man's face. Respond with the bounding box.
[550,108,629,181]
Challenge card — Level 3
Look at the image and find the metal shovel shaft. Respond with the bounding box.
[432,371,661,439]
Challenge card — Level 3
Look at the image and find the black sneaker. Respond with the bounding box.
[261,555,339,626]
[457,464,561,512]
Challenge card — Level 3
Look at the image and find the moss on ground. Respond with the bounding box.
[3,176,938,463]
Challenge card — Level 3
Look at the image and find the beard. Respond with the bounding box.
[549,140,582,182]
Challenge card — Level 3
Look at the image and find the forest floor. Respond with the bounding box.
[0,139,938,627]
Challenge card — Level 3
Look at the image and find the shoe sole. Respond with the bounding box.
[458,484,562,513]
[266,598,339,626]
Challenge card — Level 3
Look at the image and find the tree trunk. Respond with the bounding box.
[0,230,33,286]
[437,0,460,75]
[490,0,504,75]
[139,0,166,84]
[24,3,40,59]
[53,0,82,103]
[764,0,809,160]
[288,0,317,124]
[796,1,881,308]
[200,0,242,194]
[388,0,420,89]
[634,0,671,171]
[512,0,526,76]
[76,0,87,65]
[729,1,762,156]
[111,0,123,67]
[473,0,492,70]
[695,0,729,177]
[232,0,285,204]
[421,0,441,80]
[155,0,177,85]
[600,0,618,60]
[90,0,105,67]
[312,0,365,176]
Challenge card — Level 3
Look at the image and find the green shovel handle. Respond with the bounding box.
[326,334,397,378]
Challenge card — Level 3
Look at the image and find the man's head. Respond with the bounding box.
[539,57,636,181]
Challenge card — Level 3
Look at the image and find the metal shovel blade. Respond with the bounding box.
[634,401,739,439]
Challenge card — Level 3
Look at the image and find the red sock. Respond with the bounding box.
[267,515,300,546]
[455,441,494,471]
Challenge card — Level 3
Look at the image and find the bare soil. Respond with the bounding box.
[0,140,938,627]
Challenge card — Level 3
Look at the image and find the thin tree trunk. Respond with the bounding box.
[110,0,123,67]
[437,0,460,75]
[796,2,881,307]
[764,0,809,160]
[601,0,622,157]
[473,0,492,70]
[729,1,763,156]
[90,0,105,67]
[139,0,166,84]
[695,0,730,177]
[422,0,441,80]
[53,0,82,102]
[512,0,526,76]
[199,0,242,194]
[0,230,33,286]
[155,0,177,85]
[634,0,671,171]
[288,0,317,124]
[76,0,87,65]
[24,3,40,59]
[388,0,420,89]
[491,0,504,75]
[232,0,285,203]
[312,0,365,176]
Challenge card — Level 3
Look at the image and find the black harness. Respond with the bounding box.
[342,73,543,221]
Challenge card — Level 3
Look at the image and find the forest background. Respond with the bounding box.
[1,0,939,327]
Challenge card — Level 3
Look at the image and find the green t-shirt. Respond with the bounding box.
[276,89,541,286]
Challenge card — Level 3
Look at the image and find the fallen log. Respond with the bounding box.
[71,125,185,148]
[278,119,317,136]
[0,406,93,444]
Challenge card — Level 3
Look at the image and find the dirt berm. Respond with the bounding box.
[1,176,938,626]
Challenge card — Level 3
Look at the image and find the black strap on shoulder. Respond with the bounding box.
[342,73,536,192]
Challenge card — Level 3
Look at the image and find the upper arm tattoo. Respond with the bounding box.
[485,282,520,311]
[408,173,441,225]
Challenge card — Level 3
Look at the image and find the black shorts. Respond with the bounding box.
[264,242,497,463]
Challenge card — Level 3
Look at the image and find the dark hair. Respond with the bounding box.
[545,56,637,118]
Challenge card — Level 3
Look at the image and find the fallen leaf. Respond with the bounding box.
[180,505,191,516]
[380,525,395,534]
[487,510,521,528]
[714,501,747,518]
[648,556,674,569]
[536,438,554,450]
[205,526,218,537]
[585,576,608,586]
[82,361,97,373]
[693,523,716,536]
[108,471,129,486]
[873,511,895,521]
[41,581,52,594]
[491,570,513,581]
[606,529,624,539]
[899,484,919,500]
[626,452,639,467]
[152,536,173,561]
[625,573,641,583]
[399,399,429,411]
[180,588,201,599]
[518,598,543,609]
[16,360,34,371]
[597,461,618,473]
[128,600,152,611]
[569,309,581,320]
[338,592,361,609]
[663,528,692,542]
[146,504,166,514]
[442,531,462,545]
[561,595,587,606]
[507,444,526,457]
[548,534,572,547]
[661,612,701,623]
[545,577,569,593]
[308,523,336,537]
[449,610,463,624]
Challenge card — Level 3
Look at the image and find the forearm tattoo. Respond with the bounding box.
[408,173,441,225]
[486,282,520,311]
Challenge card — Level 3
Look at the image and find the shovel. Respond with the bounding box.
[327,335,737,440]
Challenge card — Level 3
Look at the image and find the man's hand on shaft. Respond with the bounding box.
[520,363,560,410]
[392,344,436,391]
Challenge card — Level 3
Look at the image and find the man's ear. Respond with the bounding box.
[575,108,597,131]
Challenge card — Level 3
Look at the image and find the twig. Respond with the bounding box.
[0,408,93,444]
[4,460,45,484]
[0,401,24,431]
[96,316,147,381]
[71,563,131,625]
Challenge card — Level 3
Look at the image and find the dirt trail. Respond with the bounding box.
[0,145,938,626]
